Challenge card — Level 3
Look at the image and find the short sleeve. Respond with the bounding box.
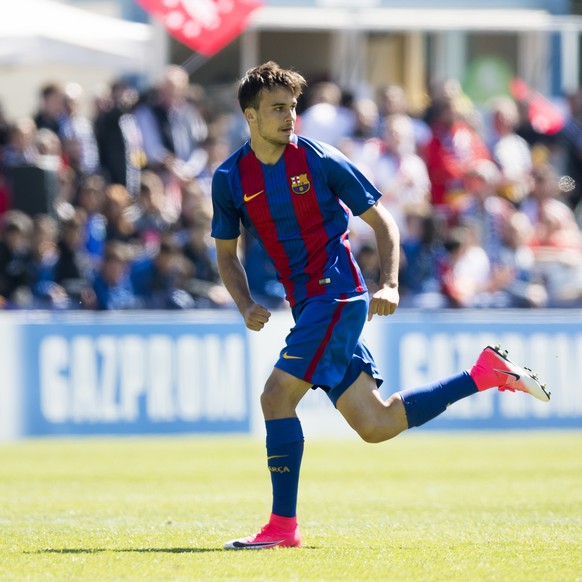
[320,143,381,216]
[211,168,241,240]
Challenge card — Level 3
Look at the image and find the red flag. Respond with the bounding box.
[136,0,263,57]
[510,78,565,135]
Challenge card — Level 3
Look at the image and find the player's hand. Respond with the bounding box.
[367,285,399,321]
[243,303,271,331]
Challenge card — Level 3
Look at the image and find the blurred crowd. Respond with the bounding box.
[1,64,582,311]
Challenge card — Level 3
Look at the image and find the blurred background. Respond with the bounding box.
[0,0,581,440]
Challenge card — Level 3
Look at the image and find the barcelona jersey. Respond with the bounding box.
[211,135,381,307]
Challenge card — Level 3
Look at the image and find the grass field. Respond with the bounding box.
[0,431,580,582]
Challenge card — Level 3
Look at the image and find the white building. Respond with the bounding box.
[2,0,582,117]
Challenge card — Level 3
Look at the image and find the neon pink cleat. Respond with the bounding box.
[470,345,550,402]
[224,514,301,550]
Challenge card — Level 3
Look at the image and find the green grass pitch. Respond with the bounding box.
[0,431,580,581]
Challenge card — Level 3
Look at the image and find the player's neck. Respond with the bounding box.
[250,138,287,166]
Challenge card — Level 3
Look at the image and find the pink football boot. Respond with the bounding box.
[224,514,302,550]
[470,345,550,402]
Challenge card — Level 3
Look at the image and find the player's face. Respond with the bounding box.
[251,87,297,147]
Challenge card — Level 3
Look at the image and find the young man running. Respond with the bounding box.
[211,61,550,550]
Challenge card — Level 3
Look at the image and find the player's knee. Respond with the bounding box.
[260,378,292,417]
[260,383,277,415]
[354,416,401,444]
[353,418,382,443]
[260,370,309,418]
[358,427,386,444]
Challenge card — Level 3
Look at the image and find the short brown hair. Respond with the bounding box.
[237,61,306,112]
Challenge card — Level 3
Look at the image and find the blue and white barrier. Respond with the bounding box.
[0,309,580,440]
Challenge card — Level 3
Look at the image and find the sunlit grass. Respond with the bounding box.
[0,432,580,581]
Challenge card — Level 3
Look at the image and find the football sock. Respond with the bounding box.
[265,417,304,519]
[399,371,478,428]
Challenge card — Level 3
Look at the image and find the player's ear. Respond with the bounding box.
[244,108,256,123]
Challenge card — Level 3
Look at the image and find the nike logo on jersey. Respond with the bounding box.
[243,190,264,202]
[267,455,289,460]
[282,352,303,360]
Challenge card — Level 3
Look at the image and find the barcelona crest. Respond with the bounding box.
[290,173,311,195]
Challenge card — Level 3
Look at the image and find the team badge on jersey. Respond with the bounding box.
[290,174,311,195]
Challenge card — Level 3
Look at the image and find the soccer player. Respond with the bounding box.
[211,62,550,550]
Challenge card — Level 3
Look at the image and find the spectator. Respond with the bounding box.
[53,165,79,222]
[1,118,38,168]
[457,159,515,266]
[355,241,381,294]
[521,163,582,305]
[440,224,492,308]
[299,81,355,147]
[196,135,231,199]
[34,128,62,172]
[102,183,136,244]
[488,96,533,204]
[74,174,107,266]
[91,241,138,310]
[95,80,144,196]
[27,214,68,309]
[60,82,100,176]
[376,84,431,155]
[424,78,474,129]
[337,97,382,178]
[33,82,65,135]
[373,113,431,234]
[132,170,173,249]
[0,210,33,307]
[521,163,582,244]
[424,93,491,211]
[179,211,231,308]
[496,211,548,308]
[562,88,582,212]
[91,83,113,122]
[53,208,95,308]
[178,178,212,229]
[134,65,208,184]
[399,205,448,308]
[130,236,195,309]
[1,75,582,312]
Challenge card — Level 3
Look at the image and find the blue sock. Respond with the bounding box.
[399,371,478,428]
[265,417,304,518]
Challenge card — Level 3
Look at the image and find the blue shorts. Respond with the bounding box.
[274,293,384,406]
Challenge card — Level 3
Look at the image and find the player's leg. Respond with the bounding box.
[224,368,311,550]
[336,344,550,442]
[336,369,479,440]
[225,296,367,550]
[260,366,312,420]
[336,372,408,443]
[261,367,311,523]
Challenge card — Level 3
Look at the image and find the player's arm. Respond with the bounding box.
[215,237,271,331]
[358,202,400,320]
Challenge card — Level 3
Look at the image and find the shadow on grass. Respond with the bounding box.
[27,548,222,554]
[28,546,317,554]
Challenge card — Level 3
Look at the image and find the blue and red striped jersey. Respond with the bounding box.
[211,135,381,306]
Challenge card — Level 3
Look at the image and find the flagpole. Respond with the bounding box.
[181,52,208,75]
[134,0,263,75]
